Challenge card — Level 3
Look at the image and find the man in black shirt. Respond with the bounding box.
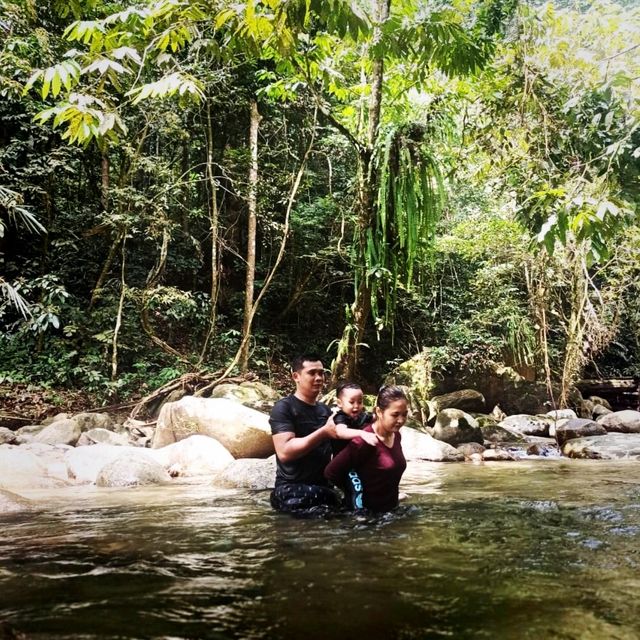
[269,353,340,513]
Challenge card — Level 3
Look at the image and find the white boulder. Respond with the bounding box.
[152,396,274,458]
[152,435,234,477]
[400,427,464,462]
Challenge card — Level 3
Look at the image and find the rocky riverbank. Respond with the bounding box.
[2,380,640,514]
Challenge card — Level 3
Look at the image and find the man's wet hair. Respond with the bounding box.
[291,353,323,373]
[335,380,362,399]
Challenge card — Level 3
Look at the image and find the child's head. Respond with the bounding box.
[335,381,364,418]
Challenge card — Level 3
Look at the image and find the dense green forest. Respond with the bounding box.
[1,0,638,409]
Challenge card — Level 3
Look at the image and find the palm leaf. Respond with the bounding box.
[0,278,31,319]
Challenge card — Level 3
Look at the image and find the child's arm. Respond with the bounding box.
[335,423,378,447]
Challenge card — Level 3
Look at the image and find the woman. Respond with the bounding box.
[324,385,408,512]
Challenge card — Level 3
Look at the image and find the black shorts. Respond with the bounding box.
[270,482,339,513]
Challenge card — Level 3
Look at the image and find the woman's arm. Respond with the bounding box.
[324,442,356,488]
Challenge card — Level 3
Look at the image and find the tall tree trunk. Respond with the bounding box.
[181,142,190,234]
[240,99,261,372]
[101,150,109,212]
[198,102,221,364]
[526,255,555,407]
[199,108,318,395]
[111,233,126,381]
[332,0,390,382]
[559,246,589,408]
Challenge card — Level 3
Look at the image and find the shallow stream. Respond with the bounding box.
[1,460,639,639]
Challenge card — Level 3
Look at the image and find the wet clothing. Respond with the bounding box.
[325,425,407,513]
[269,482,339,513]
[331,409,374,456]
[331,409,373,510]
[269,395,336,512]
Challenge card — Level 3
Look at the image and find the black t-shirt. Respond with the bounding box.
[269,395,332,487]
[332,410,374,455]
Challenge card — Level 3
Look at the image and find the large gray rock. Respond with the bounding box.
[41,412,71,426]
[596,410,640,434]
[482,448,517,461]
[152,397,274,458]
[499,415,552,437]
[526,442,560,457]
[472,414,498,429]
[481,424,525,445]
[77,428,131,447]
[428,389,485,419]
[65,444,159,484]
[213,456,276,489]
[34,419,81,446]
[210,381,280,412]
[555,418,607,447]
[153,435,234,477]
[400,427,464,462]
[96,456,171,487]
[429,409,483,446]
[0,489,33,514]
[0,427,17,445]
[14,423,47,441]
[545,409,577,421]
[457,442,486,458]
[70,412,113,431]
[562,433,640,459]
[592,404,613,420]
[588,396,612,410]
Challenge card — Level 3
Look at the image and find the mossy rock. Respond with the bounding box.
[385,349,435,423]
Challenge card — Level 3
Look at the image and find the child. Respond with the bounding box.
[331,381,377,510]
[332,381,375,455]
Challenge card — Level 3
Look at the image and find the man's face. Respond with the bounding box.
[293,360,325,397]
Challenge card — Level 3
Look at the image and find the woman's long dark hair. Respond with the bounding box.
[375,385,407,410]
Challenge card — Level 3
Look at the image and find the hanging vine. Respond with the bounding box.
[365,123,445,332]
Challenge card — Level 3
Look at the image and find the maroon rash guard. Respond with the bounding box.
[324,425,407,512]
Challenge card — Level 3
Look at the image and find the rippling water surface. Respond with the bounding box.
[1,460,640,639]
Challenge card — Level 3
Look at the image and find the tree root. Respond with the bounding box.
[128,369,257,420]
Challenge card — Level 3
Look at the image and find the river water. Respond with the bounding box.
[1,460,639,639]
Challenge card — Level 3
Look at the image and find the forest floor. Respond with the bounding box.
[0,364,294,429]
[0,382,130,427]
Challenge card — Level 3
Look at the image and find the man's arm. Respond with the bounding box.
[272,415,337,463]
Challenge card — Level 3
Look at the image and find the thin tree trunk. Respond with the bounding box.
[240,99,261,372]
[198,102,221,364]
[101,150,109,212]
[140,224,190,363]
[559,249,588,407]
[36,175,54,353]
[196,108,319,394]
[111,233,126,380]
[181,142,190,233]
[90,228,124,309]
[525,256,555,408]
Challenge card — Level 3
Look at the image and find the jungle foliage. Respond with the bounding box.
[0,0,638,404]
